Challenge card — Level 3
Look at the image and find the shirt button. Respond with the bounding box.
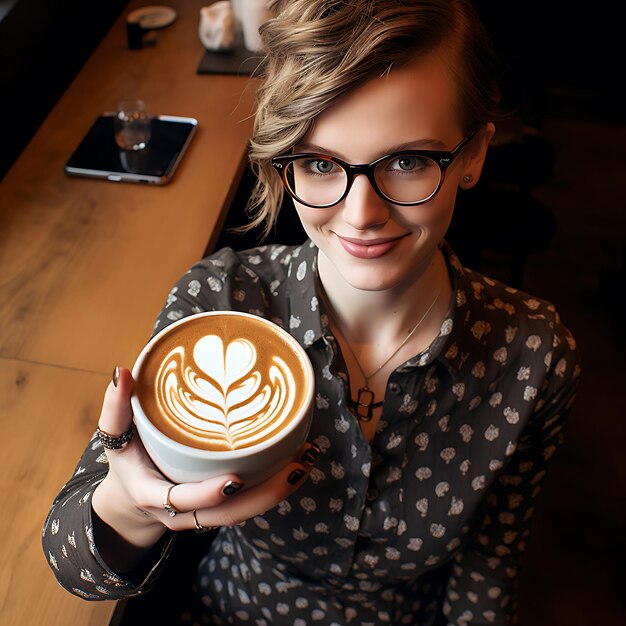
[389,382,401,395]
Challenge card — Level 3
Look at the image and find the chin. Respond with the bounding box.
[335,261,412,292]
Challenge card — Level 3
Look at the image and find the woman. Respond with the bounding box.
[43,1,581,624]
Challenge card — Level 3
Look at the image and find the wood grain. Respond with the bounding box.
[0,359,114,626]
[0,0,258,374]
[0,1,258,624]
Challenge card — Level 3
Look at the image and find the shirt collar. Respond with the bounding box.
[285,240,328,350]
[422,241,507,382]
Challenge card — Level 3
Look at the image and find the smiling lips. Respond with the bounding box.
[337,234,408,259]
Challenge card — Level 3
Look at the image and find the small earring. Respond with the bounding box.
[462,174,474,184]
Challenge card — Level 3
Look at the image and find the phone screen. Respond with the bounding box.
[64,113,198,185]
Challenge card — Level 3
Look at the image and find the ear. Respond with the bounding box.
[459,122,495,189]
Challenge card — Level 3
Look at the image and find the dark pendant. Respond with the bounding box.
[354,386,376,421]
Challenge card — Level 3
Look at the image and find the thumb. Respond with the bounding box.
[98,366,135,439]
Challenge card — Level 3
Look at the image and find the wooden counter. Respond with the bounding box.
[0,1,258,624]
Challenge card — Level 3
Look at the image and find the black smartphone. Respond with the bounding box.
[64,113,198,185]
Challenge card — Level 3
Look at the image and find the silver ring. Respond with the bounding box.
[192,509,216,533]
[97,423,134,450]
[163,485,179,517]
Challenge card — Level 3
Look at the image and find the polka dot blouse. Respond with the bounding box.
[43,240,581,625]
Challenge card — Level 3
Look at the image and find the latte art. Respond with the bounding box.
[156,335,297,450]
[134,312,311,454]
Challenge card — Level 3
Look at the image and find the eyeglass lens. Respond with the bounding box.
[286,155,442,206]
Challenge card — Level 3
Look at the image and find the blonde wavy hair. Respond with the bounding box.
[244,0,503,238]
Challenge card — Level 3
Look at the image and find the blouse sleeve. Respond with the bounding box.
[41,246,268,599]
[441,311,581,625]
[149,245,274,339]
[41,431,176,600]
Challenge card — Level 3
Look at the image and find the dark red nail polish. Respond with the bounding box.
[112,367,119,388]
[288,469,306,485]
[222,480,243,496]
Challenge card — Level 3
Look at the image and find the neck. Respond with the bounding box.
[316,245,451,425]
[317,248,449,345]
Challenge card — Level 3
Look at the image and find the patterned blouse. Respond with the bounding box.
[43,240,581,626]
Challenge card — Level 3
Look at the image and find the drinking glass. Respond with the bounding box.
[114,99,151,151]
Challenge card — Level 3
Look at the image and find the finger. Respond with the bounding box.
[134,473,244,524]
[164,475,244,513]
[299,442,321,467]
[98,366,135,437]
[194,442,320,525]
[160,442,320,518]
[194,459,312,528]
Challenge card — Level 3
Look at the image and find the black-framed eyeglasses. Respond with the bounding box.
[271,128,478,209]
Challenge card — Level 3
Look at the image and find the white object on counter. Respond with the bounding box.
[232,0,271,52]
[199,1,235,51]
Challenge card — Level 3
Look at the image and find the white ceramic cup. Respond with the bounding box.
[131,311,315,486]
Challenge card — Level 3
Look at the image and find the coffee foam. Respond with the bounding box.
[136,315,308,451]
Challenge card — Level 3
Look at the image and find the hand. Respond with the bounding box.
[92,367,317,550]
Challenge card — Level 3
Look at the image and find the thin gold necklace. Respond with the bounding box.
[321,272,444,422]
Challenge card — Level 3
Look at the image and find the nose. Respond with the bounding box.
[342,173,390,231]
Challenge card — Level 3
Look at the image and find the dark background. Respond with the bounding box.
[3,2,624,624]
[0,0,130,179]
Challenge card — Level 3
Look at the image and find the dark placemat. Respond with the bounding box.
[196,35,264,76]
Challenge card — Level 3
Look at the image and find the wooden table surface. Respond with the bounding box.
[0,1,257,623]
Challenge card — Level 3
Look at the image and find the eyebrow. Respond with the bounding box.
[292,139,447,160]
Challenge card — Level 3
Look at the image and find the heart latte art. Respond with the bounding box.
[135,314,309,451]
[156,336,295,449]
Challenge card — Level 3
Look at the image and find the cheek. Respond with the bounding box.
[294,202,332,232]
[432,176,461,213]
[395,189,458,235]
[433,190,458,231]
